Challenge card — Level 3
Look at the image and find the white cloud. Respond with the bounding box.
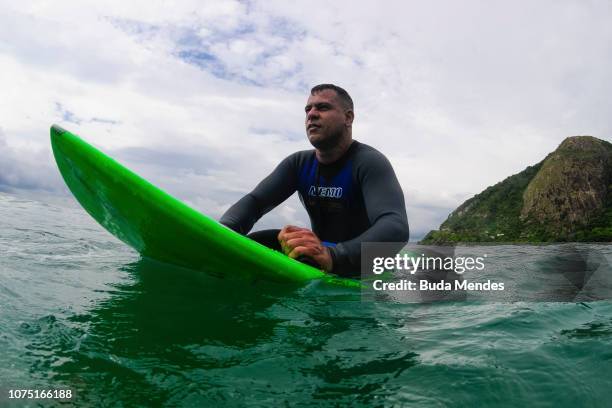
[1,0,611,239]
[0,127,64,192]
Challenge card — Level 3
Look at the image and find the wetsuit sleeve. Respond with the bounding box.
[219,155,298,235]
[329,151,409,276]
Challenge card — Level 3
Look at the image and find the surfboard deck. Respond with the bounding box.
[50,125,360,288]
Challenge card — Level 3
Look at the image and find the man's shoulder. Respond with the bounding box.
[290,148,316,159]
[349,141,399,184]
[351,141,392,164]
[278,149,315,169]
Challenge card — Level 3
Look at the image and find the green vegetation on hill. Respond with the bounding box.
[421,136,612,244]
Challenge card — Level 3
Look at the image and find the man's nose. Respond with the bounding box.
[307,109,319,120]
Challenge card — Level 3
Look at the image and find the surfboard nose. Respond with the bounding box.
[51,124,67,136]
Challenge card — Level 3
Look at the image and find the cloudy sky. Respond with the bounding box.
[1,0,611,239]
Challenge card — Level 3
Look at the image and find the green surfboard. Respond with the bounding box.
[50,125,360,288]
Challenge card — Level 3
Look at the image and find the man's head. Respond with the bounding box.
[305,84,354,150]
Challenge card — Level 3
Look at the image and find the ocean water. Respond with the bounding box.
[1,191,612,407]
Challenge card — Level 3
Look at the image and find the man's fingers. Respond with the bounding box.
[280,225,299,234]
[283,230,315,242]
[284,233,314,244]
[281,225,307,234]
[282,237,315,255]
[279,230,313,250]
[278,225,308,243]
[286,237,319,250]
[288,246,317,259]
[278,226,324,260]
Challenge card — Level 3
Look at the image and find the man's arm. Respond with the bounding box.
[219,155,298,234]
[329,151,410,275]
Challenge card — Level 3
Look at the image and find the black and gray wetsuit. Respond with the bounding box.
[220,140,409,276]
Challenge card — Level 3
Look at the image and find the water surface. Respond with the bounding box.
[1,192,612,406]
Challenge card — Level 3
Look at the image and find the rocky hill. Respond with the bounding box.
[421,136,612,243]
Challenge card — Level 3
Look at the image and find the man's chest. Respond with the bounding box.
[297,157,357,212]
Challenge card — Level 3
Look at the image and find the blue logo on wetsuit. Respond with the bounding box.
[308,186,343,198]
[298,155,353,203]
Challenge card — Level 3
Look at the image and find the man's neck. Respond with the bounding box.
[315,135,353,164]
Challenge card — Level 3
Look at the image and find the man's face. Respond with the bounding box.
[304,89,351,150]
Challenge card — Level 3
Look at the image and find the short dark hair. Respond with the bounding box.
[310,84,354,111]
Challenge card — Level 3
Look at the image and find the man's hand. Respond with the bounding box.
[278,225,333,272]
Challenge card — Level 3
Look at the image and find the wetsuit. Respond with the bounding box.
[219,140,409,276]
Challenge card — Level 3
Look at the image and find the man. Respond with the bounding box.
[220,84,409,277]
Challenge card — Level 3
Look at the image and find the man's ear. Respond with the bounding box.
[345,110,354,127]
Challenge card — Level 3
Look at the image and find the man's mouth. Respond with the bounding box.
[307,124,321,131]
